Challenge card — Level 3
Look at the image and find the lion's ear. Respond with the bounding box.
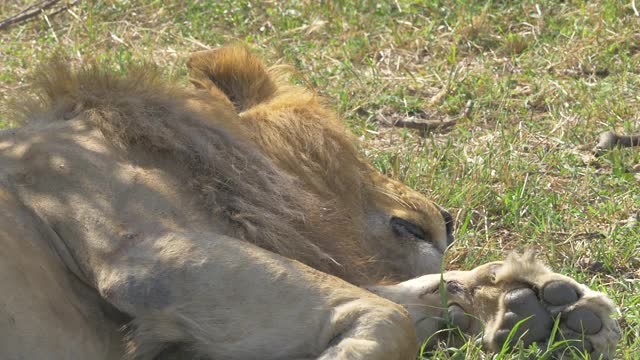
[187,46,277,112]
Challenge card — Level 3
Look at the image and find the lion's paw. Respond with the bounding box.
[474,254,621,359]
[368,253,620,358]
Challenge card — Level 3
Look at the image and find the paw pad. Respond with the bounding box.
[497,287,553,346]
[542,281,578,306]
[493,280,616,358]
[565,308,602,334]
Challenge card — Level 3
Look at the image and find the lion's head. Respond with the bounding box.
[15,46,453,286]
[187,47,454,284]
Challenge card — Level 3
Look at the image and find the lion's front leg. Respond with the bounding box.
[370,253,620,359]
[96,231,417,360]
[368,271,482,348]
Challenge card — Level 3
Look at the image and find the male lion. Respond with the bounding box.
[0,46,620,359]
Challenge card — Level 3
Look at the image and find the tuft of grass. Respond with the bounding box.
[1,0,639,358]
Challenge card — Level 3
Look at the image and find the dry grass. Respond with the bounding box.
[1,1,638,358]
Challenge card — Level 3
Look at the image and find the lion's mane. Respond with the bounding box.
[11,56,379,283]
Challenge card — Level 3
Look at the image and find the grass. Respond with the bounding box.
[1,0,638,358]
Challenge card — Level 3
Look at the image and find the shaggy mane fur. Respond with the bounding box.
[12,55,379,283]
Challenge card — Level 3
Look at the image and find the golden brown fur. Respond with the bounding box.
[12,48,443,284]
[187,46,278,112]
[14,60,359,282]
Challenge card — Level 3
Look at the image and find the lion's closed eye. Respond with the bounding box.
[390,217,429,242]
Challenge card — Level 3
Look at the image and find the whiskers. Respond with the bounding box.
[370,186,418,210]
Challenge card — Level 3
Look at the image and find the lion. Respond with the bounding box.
[0,46,620,359]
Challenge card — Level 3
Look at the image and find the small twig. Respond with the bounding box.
[430,64,460,106]
[48,0,80,18]
[633,0,640,17]
[462,100,474,119]
[0,0,78,31]
[42,14,58,42]
[185,36,211,50]
[392,119,457,131]
[0,0,60,30]
[429,86,449,106]
[110,32,128,47]
[593,131,640,155]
